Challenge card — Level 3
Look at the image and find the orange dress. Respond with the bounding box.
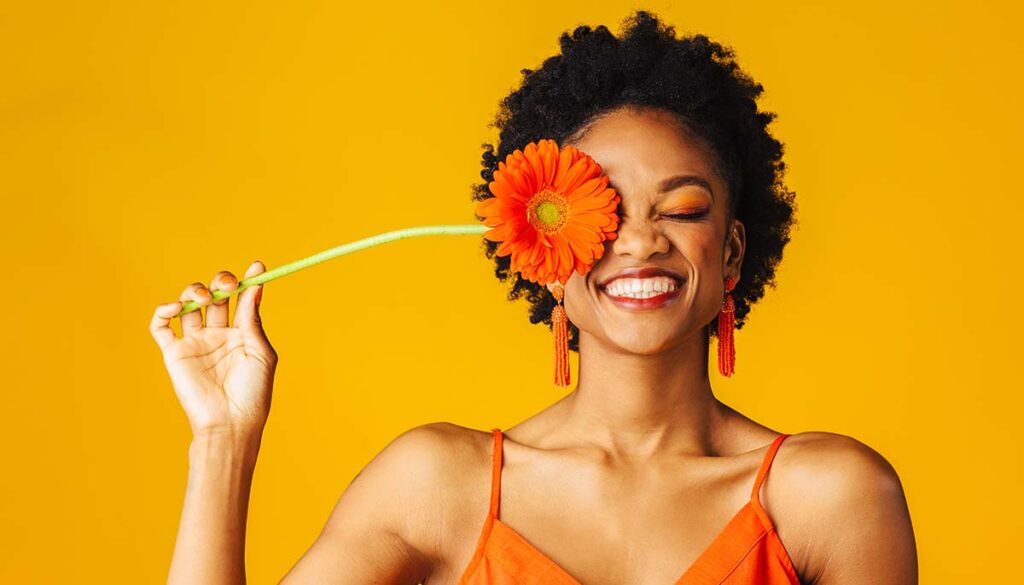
[457,428,801,585]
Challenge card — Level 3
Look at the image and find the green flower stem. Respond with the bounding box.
[174,223,488,317]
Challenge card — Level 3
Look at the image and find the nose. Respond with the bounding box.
[610,215,670,260]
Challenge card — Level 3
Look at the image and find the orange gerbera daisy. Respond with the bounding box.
[475,139,620,286]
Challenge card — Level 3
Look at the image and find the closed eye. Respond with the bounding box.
[663,210,709,221]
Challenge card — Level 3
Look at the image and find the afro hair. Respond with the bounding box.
[472,10,798,353]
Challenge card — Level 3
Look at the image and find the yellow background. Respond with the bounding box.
[2,0,1020,582]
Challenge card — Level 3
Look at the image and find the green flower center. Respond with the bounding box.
[535,202,561,225]
[527,189,569,233]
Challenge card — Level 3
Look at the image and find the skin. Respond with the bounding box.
[151,106,918,585]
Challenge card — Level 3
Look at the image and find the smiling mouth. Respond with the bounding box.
[601,275,680,297]
[599,276,684,309]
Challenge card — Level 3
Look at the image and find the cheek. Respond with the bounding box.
[561,273,594,321]
[669,231,721,266]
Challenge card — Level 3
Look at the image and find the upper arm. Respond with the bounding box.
[278,422,458,585]
[800,433,918,585]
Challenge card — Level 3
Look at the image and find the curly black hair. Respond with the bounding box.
[472,10,797,353]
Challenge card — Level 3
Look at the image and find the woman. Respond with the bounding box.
[150,11,917,585]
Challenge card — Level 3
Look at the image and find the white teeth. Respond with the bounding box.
[604,276,679,299]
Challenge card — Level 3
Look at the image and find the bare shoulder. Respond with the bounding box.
[280,421,492,584]
[771,431,918,584]
[356,424,483,487]
[377,422,496,577]
[360,420,492,534]
[380,421,492,494]
[777,431,905,493]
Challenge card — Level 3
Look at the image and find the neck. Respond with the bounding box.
[558,326,728,458]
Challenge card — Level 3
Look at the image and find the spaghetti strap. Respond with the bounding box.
[750,433,790,528]
[488,428,503,520]
[458,429,803,585]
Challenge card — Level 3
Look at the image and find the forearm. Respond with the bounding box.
[168,429,263,585]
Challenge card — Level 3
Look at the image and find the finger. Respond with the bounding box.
[234,260,266,334]
[205,270,238,328]
[179,282,212,335]
[149,300,182,351]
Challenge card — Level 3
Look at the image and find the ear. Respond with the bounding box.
[724,218,746,283]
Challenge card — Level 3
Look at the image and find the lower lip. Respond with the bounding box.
[601,282,684,310]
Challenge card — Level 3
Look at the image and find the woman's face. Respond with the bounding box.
[552,107,745,355]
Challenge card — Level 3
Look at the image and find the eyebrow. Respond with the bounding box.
[658,174,714,200]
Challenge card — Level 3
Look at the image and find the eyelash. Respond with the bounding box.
[663,209,709,221]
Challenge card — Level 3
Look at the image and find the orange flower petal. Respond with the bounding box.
[563,221,601,242]
[540,140,558,186]
[553,235,573,275]
[479,139,620,285]
[566,176,607,203]
[522,142,548,187]
[567,196,617,215]
[489,173,529,202]
[554,158,590,194]
[570,211,615,228]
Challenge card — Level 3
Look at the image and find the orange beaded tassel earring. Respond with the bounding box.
[550,282,571,387]
[717,276,738,377]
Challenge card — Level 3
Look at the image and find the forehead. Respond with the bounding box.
[566,107,723,201]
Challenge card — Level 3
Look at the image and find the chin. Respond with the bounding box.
[602,332,681,356]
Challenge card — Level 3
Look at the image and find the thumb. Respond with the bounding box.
[234,260,267,333]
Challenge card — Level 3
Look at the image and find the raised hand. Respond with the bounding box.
[150,260,278,438]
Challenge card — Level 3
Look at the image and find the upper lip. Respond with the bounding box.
[598,266,686,289]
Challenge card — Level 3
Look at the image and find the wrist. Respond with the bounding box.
[189,426,263,468]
